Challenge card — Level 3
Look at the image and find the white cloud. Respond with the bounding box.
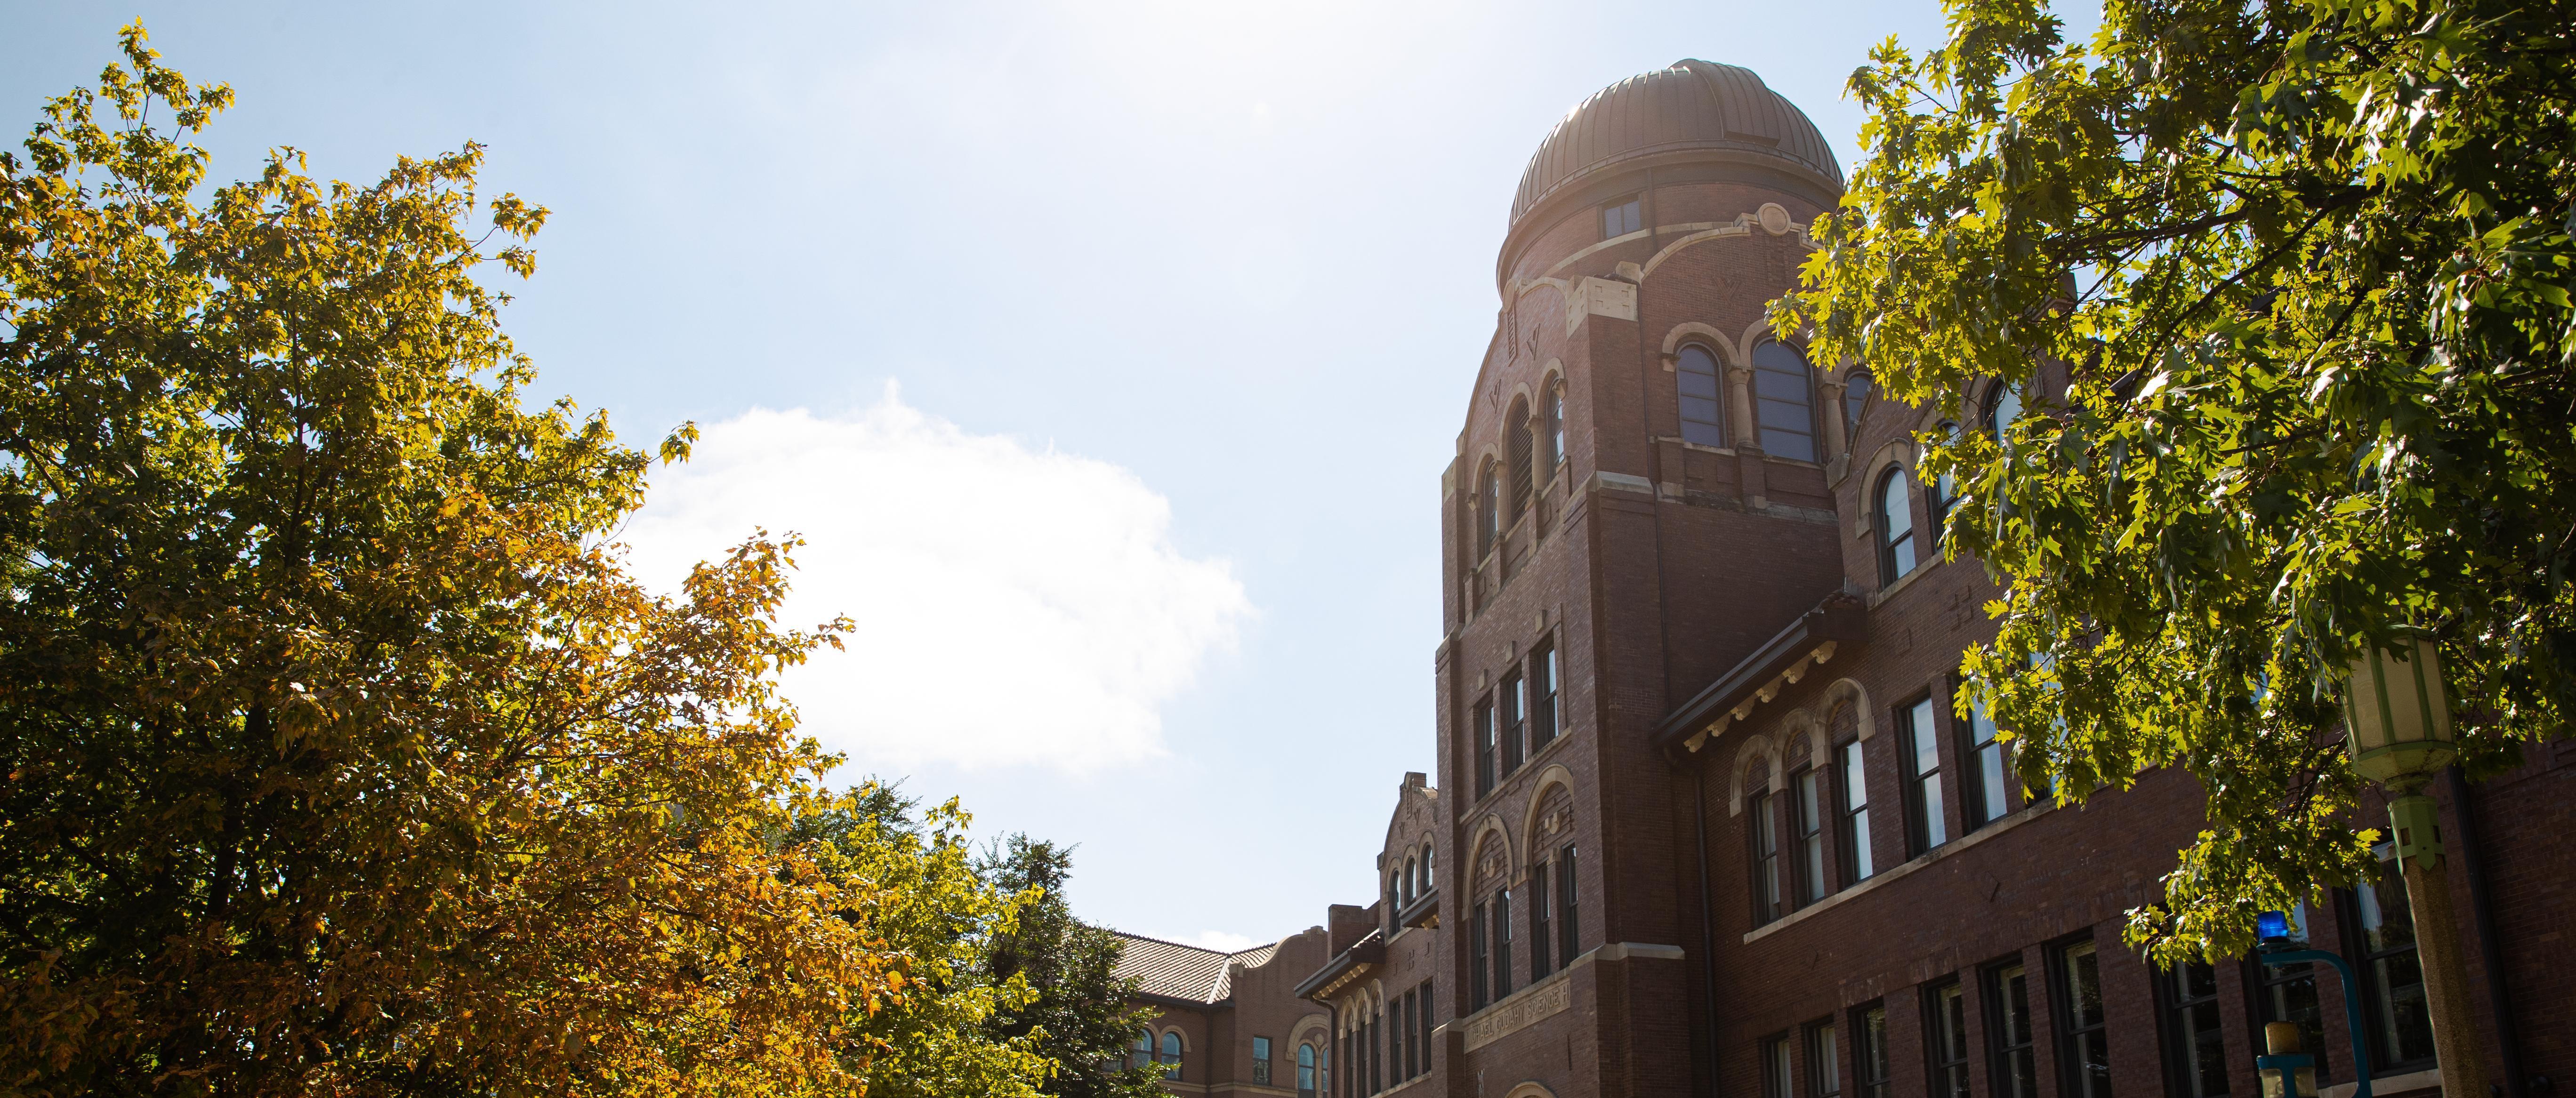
[621,385,1252,773]
[1181,930,1259,954]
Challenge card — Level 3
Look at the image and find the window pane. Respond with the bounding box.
[1679,370,1722,398]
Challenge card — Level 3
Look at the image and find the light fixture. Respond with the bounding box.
[2341,636,2455,791]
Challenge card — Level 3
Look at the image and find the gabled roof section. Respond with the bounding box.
[1112,931,1286,1006]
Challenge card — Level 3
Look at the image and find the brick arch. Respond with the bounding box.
[1519,767,1578,858]
[1659,321,1740,368]
[1729,731,1781,817]
[1778,706,1826,773]
[1467,813,1516,890]
[1821,677,1876,741]
[1503,1082,1562,1098]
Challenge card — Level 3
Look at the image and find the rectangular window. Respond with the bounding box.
[1962,693,2009,829]
[1500,673,1527,777]
[1469,899,1489,1010]
[1557,844,1579,963]
[1750,790,1782,923]
[2161,962,2229,1098]
[1807,1020,1842,1098]
[1839,738,1875,882]
[2053,939,2112,1098]
[1793,766,1828,904]
[1853,1004,1891,1098]
[1902,697,1948,853]
[1417,980,1435,1077]
[1926,979,1970,1098]
[1256,1036,1274,1086]
[1601,196,1642,239]
[1369,1008,1382,1094]
[1530,859,1554,979]
[1474,697,1497,799]
[1530,644,1560,752]
[1493,888,1514,1000]
[1394,991,1410,1082]
[2353,872,2436,1068]
[1985,961,2038,1098]
[1763,1035,1795,1098]
[2249,902,2326,1082]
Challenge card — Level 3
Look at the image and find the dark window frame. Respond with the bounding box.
[1677,344,1728,448]
[1556,843,1579,963]
[1876,468,1918,583]
[1836,737,1875,884]
[1255,1035,1274,1087]
[1791,762,1829,905]
[1601,195,1642,239]
[1499,671,1527,778]
[2047,934,2113,1098]
[1491,887,1514,1000]
[1924,978,1971,1098]
[1750,339,1821,462]
[1900,695,1949,856]
[2153,960,2230,1098]
[2340,866,2437,1073]
[1529,642,1560,753]
[1956,682,2012,830]
[1763,1032,1796,1098]
[1473,696,1497,799]
[1544,382,1567,476]
[1982,956,2038,1098]
[1852,1001,1892,1098]
[1469,898,1489,1010]
[1748,788,1783,924]
[1530,858,1554,979]
[1806,1017,1843,1098]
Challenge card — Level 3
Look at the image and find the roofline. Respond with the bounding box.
[1651,591,1869,758]
[1291,931,1386,1001]
[1110,929,1272,959]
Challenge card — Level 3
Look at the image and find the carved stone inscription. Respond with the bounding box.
[1463,977,1571,1052]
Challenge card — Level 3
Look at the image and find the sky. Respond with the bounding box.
[4,0,1970,953]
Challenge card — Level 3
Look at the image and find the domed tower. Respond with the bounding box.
[1431,59,1857,1097]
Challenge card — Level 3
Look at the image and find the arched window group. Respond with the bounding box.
[1473,377,1570,566]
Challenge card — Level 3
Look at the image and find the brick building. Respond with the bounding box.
[1117,58,2573,1098]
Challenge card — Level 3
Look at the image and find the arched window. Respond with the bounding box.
[1845,369,1875,432]
[1387,872,1401,930]
[1676,345,1726,447]
[1877,468,1918,582]
[1984,382,2022,449]
[1544,381,1567,476]
[1505,397,1534,520]
[1298,1042,1318,1098]
[1403,856,1418,904]
[1423,843,1434,890]
[1160,1031,1183,1080]
[1130,1030,1153,1072]
[1929,420,1960,522]
[1752,340,1819,461]
[1475,461,1499,559]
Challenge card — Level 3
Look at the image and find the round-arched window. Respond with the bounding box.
[1985,382,2022,449]
[1545,382,1567,474]
[1677,345,1726,447]
[1159,1031,1183,1080]
[1845,369,1874,432]
[1403,856,1418,904]
[1476,461,1500,559]
[1298,1042,1318,1097]
[1130,1030,1153,1072]
[1752,340,1819,461]
[1877,468,1917,582]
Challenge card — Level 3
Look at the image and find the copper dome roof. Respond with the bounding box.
[1509,59,1843,228]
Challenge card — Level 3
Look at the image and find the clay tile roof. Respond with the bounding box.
[1112,932,1284,1005]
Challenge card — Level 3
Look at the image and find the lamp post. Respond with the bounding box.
[2342,638,2486,1098]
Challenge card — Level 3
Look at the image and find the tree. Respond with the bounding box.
[1779,0,2575,962]
[788,785,1052,1098]
[0,28,896,1095]
[975,836,1166,1098]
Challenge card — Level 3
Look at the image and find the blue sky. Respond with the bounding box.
[5,0,1964,951]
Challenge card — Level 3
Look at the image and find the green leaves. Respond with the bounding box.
[1780,0,2576,963]
[0,28,901,1096]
